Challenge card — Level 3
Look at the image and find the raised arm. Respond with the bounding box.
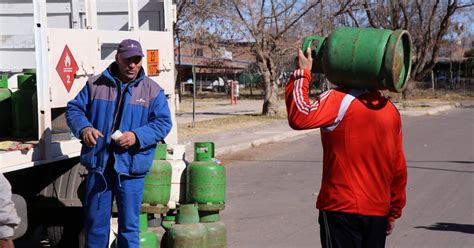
[285,49,341,130]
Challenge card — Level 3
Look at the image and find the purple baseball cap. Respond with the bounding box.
[117,39,144,58]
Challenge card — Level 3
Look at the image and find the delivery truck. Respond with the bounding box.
[0,0,179,246]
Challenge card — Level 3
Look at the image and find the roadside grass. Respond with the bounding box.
[385,88,474,102]
[177,99,237,112]
[178,111,287,140]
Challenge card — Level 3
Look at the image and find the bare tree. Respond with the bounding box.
[174,0,191,97]
[353,0,474,82]
[218,0,324,116]
[176,0,357,116]
[299,0,360,91]
[174,0,225,97]
[220,0,356,116]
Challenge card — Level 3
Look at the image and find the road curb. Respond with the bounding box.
[399,104,455,116]
[215,129,317,156]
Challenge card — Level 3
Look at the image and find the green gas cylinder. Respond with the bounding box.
[0,73,12,137]
[162,214,176,231]
[167,204,207,248]
[140,213,160,248]
[111,214,160,248]
[143,144,172,205]
[200,212,227,248]
[187,142,226,211]
[12,70,37,138]
[302,27,412,92]
[160,213,176,248]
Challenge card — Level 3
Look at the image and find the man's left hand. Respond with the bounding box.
[0,239,14,248]
[115,131,137,149]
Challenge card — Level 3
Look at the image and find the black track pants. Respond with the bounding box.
[319,211,388,248]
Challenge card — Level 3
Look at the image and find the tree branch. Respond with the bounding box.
[363,1,377,27]
[231,0,258,41]
[347,8,360,27]
[399,1,409,30]
[276,0,322,38]
[271,0,280,35]
[457,3,474,8]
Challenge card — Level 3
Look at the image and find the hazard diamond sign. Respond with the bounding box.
[56,45,79,92]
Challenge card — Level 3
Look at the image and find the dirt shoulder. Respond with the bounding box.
[177,112,287,140]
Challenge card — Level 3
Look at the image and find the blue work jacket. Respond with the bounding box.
[66,63,172,176]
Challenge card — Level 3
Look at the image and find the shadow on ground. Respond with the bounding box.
[415,223,474,234]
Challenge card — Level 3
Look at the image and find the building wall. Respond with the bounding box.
[175,41,255,85]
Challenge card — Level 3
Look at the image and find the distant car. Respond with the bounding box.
[211,77,229,93]
[436,75,448,82]
[184,77,229,93]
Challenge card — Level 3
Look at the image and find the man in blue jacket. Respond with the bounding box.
[66,39,172,247]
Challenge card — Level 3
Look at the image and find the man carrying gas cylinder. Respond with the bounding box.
[285,47,407,248]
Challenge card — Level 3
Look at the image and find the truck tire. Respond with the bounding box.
[11,194,28,240]
[46,225,64,248]
[44,207,84,248]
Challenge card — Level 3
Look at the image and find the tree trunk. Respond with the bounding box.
[262,78,279,116]
[257,53,279,116]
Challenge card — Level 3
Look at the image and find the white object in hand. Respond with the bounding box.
[111,130,123,140]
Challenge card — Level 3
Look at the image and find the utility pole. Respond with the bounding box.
[192,65,196,128]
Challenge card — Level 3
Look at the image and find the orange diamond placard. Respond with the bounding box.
[56,45,79,92]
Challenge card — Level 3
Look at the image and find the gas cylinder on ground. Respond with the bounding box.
[167,204,207,248]
[160,212,176,248]
[12,69,37,138]
[166,144,187,209]
[110,214,159,248]
[200,212,227,248]
[143,144,172,206]
[140,213,160,248]
[0,73,12,137]
[302,27,412,92]
[162,213,176,231]
[187,142,226,211]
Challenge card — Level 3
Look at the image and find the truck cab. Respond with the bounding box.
[0,0,177,246]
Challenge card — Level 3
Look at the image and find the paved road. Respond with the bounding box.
[219,106,474,248]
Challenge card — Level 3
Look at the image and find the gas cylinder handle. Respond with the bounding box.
[194,142,214,161]
[301,35,325,58]
[198,147,208,153]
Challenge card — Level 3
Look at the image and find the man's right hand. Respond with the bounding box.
[81,127,104,147]
[297,47,313,71]
[386,220,395,236]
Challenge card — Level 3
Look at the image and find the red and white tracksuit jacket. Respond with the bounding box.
[285,69,407,222]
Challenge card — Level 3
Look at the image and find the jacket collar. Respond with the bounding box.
[103,62,145,87]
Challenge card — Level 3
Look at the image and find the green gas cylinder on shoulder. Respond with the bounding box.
[302,27,412,92]
[143,144,172,206]
[187,142,226,211]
